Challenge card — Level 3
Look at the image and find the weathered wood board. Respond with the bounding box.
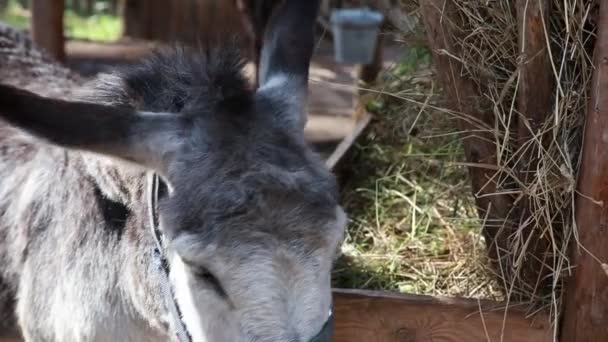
[333,289,552,342]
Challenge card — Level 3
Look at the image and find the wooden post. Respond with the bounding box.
[514,0,555,297]
[419,0,516,283]
[122,0,152,39]
[561,2,608,341]
[352,0,387,85]
[31,0,65,62]
[358,24,384,85]
[109,0,118,15]
[517,0,553,147]
[72,0,81,14]
[84,0,94,15]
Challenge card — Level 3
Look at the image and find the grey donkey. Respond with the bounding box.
[0,1,346,341]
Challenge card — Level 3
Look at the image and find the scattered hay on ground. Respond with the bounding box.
[333,44,503,300]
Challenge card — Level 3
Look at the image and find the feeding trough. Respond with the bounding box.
[330,8,383,65]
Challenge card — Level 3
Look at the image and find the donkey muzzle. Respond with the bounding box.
[310,311,334,342]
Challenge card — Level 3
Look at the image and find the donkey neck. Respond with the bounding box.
[81,152,148,207]
[77,150,176,336]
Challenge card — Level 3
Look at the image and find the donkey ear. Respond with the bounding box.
[257,0,321,129]
[0,84,184,173]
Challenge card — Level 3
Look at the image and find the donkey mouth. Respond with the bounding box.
[310,310,334,342]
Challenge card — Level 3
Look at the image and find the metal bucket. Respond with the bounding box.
[330,8,384,64]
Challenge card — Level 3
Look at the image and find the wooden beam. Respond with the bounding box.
[561,2,608,341]
[333,289,552,342]
[31,0,65,62]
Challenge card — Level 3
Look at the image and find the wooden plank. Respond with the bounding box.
[560,2,608,341]
[66,39,158,61]
[305,114,356,144]
[325,111,372,170]
[333,289,552,342]
[31,0,65,62]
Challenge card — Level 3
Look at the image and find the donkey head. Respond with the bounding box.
[0,1,345,341]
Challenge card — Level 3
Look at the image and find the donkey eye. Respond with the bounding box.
[195,267,215,282]
[192,266,228,298]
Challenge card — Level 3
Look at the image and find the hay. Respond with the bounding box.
[327,0,596,335]
[428,0,597,328]
[333,60,504,299]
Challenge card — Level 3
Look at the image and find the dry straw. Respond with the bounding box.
[436,0,596,329]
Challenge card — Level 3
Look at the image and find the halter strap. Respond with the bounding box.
[147,172,193,342]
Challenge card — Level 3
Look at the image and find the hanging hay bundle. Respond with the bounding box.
[420,0,598,325]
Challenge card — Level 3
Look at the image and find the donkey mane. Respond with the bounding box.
[96,45,251,113]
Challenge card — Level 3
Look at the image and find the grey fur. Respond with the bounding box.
[0,1,343,341]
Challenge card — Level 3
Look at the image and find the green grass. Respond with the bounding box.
[393,46,432,77]
[0,0,121,42]
[0,1,28,28]
[64,9,122,41]
[333,45,503,300]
